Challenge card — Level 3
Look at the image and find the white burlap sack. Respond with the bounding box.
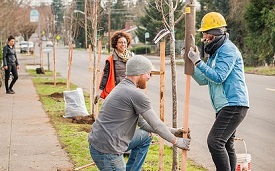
[63,88,89,118]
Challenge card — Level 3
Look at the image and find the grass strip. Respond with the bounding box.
[31,72,207,171]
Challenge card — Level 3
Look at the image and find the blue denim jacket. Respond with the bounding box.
[192,38,249,112]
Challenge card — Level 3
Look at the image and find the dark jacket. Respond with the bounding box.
[3,44,19,66]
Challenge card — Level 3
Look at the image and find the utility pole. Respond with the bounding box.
[184,0,195,75]
[182,0,196,170]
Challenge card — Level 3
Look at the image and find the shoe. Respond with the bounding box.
[9,88,15,94]
[6,90,15,94]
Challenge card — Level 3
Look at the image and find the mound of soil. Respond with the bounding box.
[71,115,95,124]
[49,92,63,98]
[44,82,66,85]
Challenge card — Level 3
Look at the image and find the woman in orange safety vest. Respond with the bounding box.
[94,31,133,104]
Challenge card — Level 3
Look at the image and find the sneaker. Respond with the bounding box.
[6,90,15,94]
[9,88,15,93]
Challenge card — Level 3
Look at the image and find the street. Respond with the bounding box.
[37,45,275,171]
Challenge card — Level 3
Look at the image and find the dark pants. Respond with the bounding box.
[207,106,248,171]
[5,64,18,92]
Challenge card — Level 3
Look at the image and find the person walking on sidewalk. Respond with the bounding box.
[88,55,191,171]
[188,12,249,171]
[94,31,133,104]
[2,35,19,94]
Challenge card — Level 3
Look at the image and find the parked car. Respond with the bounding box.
[20,41,34,54]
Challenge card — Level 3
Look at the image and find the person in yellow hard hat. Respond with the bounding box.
[188,12,249,171]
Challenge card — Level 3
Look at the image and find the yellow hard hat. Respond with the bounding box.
[198,12,227,32]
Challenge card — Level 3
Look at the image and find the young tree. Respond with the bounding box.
[0,1,54,45]
[154,1,185,169]
[136,0,186,170]
[86,0,101,119]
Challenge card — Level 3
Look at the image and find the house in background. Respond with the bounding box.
[121,21,139,44]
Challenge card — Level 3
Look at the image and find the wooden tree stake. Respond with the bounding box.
[159,42,165,170]
[182,0,196,170]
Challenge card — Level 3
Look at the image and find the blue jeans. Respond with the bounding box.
[207,106,248,171]
[89,128,152,171]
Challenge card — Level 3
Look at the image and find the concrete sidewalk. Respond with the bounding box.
[0,55,74,171]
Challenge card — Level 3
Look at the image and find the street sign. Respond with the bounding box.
[145,32,150,38]
[56,35,61,40]
[43,49,52,53]
[145,32,150,54]
[30,9,39,23]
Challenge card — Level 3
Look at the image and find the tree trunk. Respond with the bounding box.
[168,0,179,170]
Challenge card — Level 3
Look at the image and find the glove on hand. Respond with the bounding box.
[170,127,191,139]
[94,90,103,104]
[175,137,191,150]
[188,46,201,65]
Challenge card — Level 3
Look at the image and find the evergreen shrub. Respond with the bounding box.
[131,46,151,54]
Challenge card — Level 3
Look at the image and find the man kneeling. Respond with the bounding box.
[88,55,191,171]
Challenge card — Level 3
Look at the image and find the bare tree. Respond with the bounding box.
[86,0,100,120]
[64,0,81,90]
[0,1,52,44]
[153,0,186,170]
[0,0,17,38]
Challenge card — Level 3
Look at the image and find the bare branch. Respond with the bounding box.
[174,3,186,25]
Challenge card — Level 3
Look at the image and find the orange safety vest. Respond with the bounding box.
[100,55,116,99]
